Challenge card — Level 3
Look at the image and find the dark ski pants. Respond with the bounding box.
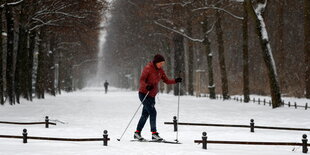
[136,92,157,132]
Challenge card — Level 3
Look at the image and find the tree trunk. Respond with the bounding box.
[173,34,185,96]
[15,3,28,103]
[245,0,282,108]
[46,35,56,96]
[187,19,194,96]
[243,1,250,102]
[0,7,4,105]
[305,0,310,98]
[172,4,185,96]
[5,4,15,105]
[57,51,62,95]
[160,39,172,94]
[27,31,36,101]
[202,16,216,99]
[215,10,229,99]
[166,40,173,94]
[36,30,46,99]
[277,0,286,93]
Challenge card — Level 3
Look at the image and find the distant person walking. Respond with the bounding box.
[134,54,182,141]
[104,80,109,94]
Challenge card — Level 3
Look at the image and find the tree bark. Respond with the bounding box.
[215,10,229,99]
[46,35,56,96]
[202,16,216,99]
[173,5,185,96]
[36,30,46,99]
[243,1,250,103]
[166,40,173,94]
[245,0,282,108]
[187,19,194,96]
[15,2,28,103]
[5,4,15,104]
[305,0,310,98]
[57,51,62,95]
[0,7,4,105]
[27,31,36,101]
[173,34,185,96]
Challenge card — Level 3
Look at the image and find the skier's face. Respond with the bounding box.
[156,61,165,69]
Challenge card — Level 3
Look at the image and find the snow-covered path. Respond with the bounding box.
[0,87,309,155]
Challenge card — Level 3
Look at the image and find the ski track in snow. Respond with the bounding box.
[0,87,309,155]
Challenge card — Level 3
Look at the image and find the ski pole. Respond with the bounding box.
[176,78,181,142]
[117,91,150,141]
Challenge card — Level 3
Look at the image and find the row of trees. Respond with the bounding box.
[1,0,108,105]
[101,0,309,108]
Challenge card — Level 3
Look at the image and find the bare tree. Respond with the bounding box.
[215,7,229,99]
[242,0,250,102]
[245,0,282,108]
[0,6,3,105]
[5,0,23,104]
[305,0,310,99]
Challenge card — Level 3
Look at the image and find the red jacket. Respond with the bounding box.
[139,62,176,97]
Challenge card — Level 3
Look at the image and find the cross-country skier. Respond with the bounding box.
[104,80,109,94]
[134,54,182,141]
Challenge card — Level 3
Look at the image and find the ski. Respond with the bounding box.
[130,139,181,144]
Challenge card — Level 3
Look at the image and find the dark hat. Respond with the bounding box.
[153,54,165,64]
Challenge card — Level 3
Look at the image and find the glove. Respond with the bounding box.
[175,77,182,83]
[146,85,154,91]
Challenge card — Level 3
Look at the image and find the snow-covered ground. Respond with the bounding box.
[0,87,309,155]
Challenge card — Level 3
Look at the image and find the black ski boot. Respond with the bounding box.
[134,131,144,140]
[152,132,163,141]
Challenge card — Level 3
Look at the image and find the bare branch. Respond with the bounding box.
[1,0,23,8]
[30,18,65,31]
[205,21,216,35]
[154,21,204,43]
[156,0,195,7]
[7,0,23,6]
[193,6,244,20]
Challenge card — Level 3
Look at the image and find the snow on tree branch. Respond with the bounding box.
[254,0,267,13]
[1,0,23,8]
[154,21,204,43]
[250,0,277,76]
[30,18,64,31]
[45,11,85,19]
[193,6,244,20]
[7,0,23,6]
[253,0,268,42]
[156,0,194,7]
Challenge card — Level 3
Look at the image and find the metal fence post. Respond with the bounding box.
[173,116,178,132]
[45,116,49,128]
[250,119,255,132]
[23,129,28,143]
[302,134,308,153]
[103,130,108,146]
[202,132,207,150]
